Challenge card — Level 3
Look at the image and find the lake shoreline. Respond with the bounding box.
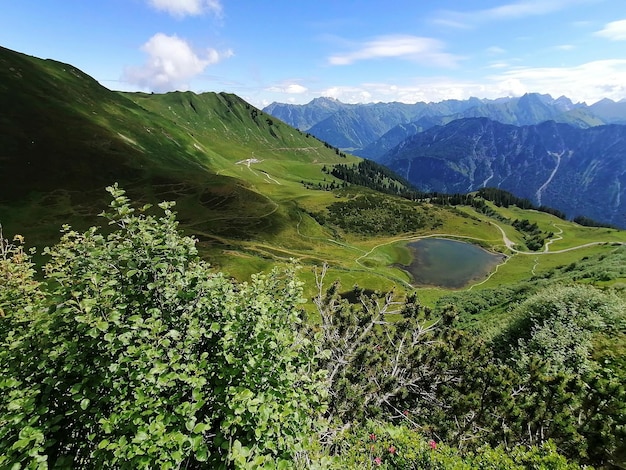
[397,238,506,289]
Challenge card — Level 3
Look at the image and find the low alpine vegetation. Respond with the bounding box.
[1,186,624,468]
[0,185,325,469]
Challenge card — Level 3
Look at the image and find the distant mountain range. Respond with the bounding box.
[264,94,626,159]
[380,118,626,228]
[265,95,626,227]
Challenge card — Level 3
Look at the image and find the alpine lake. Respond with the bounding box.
[398,238,505,289]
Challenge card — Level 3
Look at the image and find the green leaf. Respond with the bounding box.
[150,362,168,375]
[126,269,139,278]
[195,445,209,462]
[232,439,250,458]
[133,431,149,443]
[80,398,90,410]
[192,423,207,434]
[277,459,291,470]
[128,314,144,324]
[96,319,109,332]
[189,434,203,451]
[12,438,31,450]
[97,439,110,450]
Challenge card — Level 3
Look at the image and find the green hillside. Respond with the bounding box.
[0,46,356,277]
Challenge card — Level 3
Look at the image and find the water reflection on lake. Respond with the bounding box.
[398,238,505,288]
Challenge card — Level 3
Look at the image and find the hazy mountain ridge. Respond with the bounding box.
[265,94,626,227]
[265,97,490,152]
[264,94,626,158]
[590,97,626,124]
[306,103,420,150]
[263,97,352,131]
[381,117,626,227]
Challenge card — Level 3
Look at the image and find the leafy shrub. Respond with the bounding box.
[0,185,326,469]
[0,229,43,318]
[510,284,625,375]
[329,421,584,469]
[313,274,625,467]
[324,193,433,235]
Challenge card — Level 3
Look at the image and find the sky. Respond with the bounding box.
[2,0,626,108]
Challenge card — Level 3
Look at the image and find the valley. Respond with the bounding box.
[267,97,626,228]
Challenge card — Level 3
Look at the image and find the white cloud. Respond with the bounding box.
[488,59,626,103]
[481,0,580,19]
[435,0,592,28]
[265,82,308,94]
[147,0,222,17]
[320,86,373,103]
[285,59,626,106]
[319,80,487,104]
[486,46,507,55]
[595,19,626,41]
[488,62,513,69]
[123,33,233,92]
[328,35,461,68]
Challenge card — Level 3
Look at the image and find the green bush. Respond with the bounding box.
[510,284,625,375]
[329,421,584,469]
[324,193,432,235]
[0,185,326,469]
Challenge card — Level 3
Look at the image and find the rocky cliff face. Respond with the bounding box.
[382,118,626,227]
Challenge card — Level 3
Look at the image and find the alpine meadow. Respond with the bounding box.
[2,44,626,469]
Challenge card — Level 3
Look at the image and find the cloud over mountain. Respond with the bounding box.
[123,33,233,92]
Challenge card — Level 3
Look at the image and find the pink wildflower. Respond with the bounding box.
[374,456,382,466]
[389,445,396,454]
[429,439,437,450]
[369,433,376,441]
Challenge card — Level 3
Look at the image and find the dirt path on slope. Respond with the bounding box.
[490,222,624,255]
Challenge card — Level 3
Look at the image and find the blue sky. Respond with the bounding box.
[2,0,626,107]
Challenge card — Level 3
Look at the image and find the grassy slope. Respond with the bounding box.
[2,45,626,304]
[0,47,353,267]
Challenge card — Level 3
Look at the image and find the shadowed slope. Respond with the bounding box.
[0,46,353,250]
